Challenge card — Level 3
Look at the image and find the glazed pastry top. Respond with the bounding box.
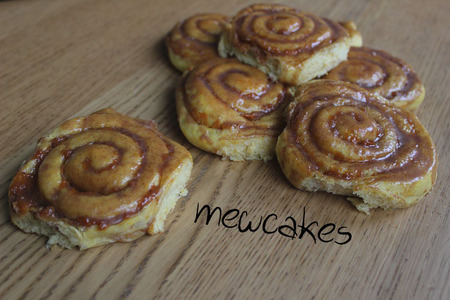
[282,80,436,183]
[225,4,350,61]
[323,47,424,110]
[9,109,190,229]
[180,58,287,135]
[167,13,229,67]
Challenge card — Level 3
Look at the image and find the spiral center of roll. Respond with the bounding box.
[267,15,301,35]
[198,19,223,36]
[224,72,266,97]
[185,15,226,44]
[333,112,379,144]
[67,144,119,171]
[308,104,395,163]
[344,60,385,88]
[64,144,125,194]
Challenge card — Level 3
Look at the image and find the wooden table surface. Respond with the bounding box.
[1,0,449,299]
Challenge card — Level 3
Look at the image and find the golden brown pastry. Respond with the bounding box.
[9,109,193,249]
[339,21,362,46]
[218,4,362,85]
[323,47,425,111]
[176,57,288,161]
[166,13,229,72]
[276,80,437,213]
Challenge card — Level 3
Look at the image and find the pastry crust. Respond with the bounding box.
[276,80,437,213]
[9,109,193,249]
[176,58,288,161]
[323,47,425,111]
[166,13,229,72]
[339,21,363,47]
[218,4,362,85]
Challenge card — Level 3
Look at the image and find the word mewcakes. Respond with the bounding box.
[194,203,352,245]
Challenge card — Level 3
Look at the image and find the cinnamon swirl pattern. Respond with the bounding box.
[176,58,287,161]
[166,13,229,72]
[276,80,436,213]
[323,47,425,111]
[9,109,193,249]
[218,4,362,85]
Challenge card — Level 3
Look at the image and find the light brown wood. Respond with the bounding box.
[1,0,449,299]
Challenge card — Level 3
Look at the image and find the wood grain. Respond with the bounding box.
[0,0,449,299]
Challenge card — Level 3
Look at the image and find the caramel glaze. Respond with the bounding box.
[286,80,435,182]
[231,4,348,59]
[9,127,175,230]
[181,58,287,136]
[208,69,281,120]
[324,47,423,102]
[167,14,228,57]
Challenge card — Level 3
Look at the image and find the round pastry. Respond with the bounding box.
[218,4,362,85]
[166,13,229,72]
[8,108,193,249]
[276,80,437,213]
[176,57,288,161]
[322,47,425,111]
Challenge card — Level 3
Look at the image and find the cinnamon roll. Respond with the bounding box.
[276,80,437,213]
[218,4,362,85]
[322,47,425,111]
[9,109,193,249]
[166,13,229,72]
[176,57,288,161]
